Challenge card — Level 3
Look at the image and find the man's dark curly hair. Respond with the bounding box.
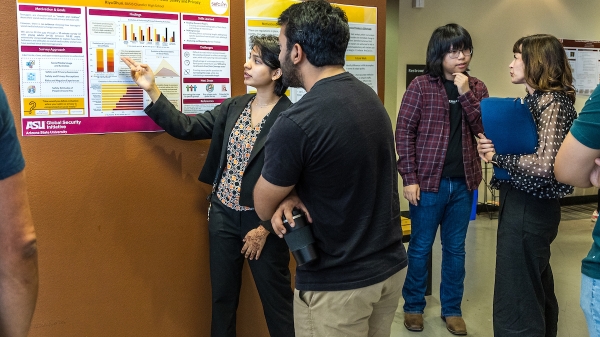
[278,0,350,67]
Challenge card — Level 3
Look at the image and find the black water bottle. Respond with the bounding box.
[282,209,319,266]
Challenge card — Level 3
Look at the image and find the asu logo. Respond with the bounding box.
[25,121,45,130]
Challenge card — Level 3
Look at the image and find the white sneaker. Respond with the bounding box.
[592,210,598,222]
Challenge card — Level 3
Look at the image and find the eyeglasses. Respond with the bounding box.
[448,48,473,59]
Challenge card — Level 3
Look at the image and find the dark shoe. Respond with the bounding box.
[441,316,467,335]
[404,313,424,332]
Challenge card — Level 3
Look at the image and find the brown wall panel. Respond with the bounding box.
[0,0,385,335]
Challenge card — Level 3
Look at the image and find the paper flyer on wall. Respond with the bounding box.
[561,39,600,96]
[244,0,377,103]
[16,0,230,136]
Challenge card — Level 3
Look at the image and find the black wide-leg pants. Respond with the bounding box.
[493,184,560,337]
[208,196,294,337]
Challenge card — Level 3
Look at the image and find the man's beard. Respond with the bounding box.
[281,50,303,88]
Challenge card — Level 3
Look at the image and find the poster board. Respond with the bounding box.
[561,39,600,96]
[16,0,231,136]
[244,0,378,102]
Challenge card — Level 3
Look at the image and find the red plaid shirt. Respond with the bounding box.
[396,74,489,192]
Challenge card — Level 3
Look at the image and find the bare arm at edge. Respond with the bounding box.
[253,175,294,238]
[555,133,600,188]
[0,169,38,337]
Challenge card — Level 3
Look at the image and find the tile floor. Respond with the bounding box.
[389,203,596,337]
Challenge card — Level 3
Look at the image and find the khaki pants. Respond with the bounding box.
[294,269,405,337]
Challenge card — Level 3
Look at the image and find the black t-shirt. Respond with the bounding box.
[441,79,465,178]
[262,72,407,291]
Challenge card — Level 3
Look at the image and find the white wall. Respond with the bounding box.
[388,0,600,209]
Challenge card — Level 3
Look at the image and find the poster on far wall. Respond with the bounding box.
[245,0,377,103]
[16,0,231,136]
[561,39,600,96]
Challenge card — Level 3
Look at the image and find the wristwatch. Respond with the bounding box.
[259,219,275,234]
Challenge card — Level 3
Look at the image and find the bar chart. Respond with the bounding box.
[96,49,115,73]
[101,84,144,111]
[123,24,176,42]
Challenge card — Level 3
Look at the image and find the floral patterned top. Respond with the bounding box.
[216,97,269,210]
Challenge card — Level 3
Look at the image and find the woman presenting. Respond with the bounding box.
[122,34,293,337]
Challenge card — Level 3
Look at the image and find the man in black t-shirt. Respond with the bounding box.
[253,1,407,336]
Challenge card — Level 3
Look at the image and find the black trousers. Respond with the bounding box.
[208,197,294,337]
[493,184,560,337]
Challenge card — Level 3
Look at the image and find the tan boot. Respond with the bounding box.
[441,316,467,335]
[403,313,424,332]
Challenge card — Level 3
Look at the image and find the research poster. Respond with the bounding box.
[245,0,377,102]
[17,0,231,136]
[561,39,600,96]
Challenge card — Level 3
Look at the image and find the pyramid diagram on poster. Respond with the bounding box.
[155,59,179,77]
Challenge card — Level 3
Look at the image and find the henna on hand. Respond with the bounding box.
[241,226,269,260]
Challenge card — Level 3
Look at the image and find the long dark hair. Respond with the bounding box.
[249,34,287,96]
[514,34,576,103]
[424,23,473,78]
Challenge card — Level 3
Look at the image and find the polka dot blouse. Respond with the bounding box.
[216,97,270,211]
[491,90,576,199]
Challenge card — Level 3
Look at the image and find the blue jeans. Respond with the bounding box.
[582,273,600,337]
[402,177,473,317]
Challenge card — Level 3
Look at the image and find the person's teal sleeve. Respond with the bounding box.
[0,85,25,180]
[570,84,600,150]
[575,84,600,280]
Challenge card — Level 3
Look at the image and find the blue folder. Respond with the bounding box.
[480,97,537,180]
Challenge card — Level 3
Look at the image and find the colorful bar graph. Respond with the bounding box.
[122,25,176,42]
[96,49,116,73]
[107,49,114,72]
[96,49,104,72]
[101,84,144,111]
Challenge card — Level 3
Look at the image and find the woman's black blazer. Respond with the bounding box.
[144,93,292,207]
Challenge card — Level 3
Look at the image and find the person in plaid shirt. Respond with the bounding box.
[396,23,488,335]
